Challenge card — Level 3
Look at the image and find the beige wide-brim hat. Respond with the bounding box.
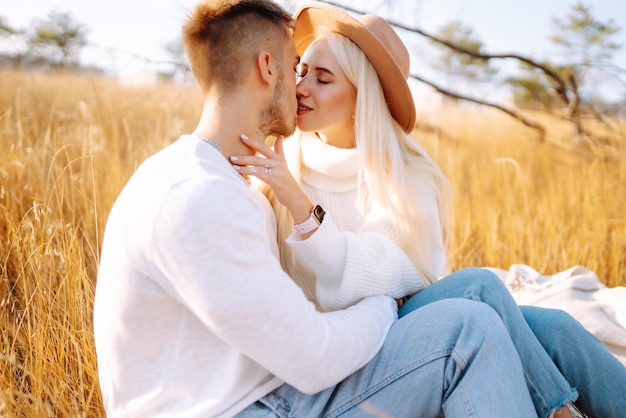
[293,2,416,133]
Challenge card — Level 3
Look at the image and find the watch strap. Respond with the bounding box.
[294,205,324,234]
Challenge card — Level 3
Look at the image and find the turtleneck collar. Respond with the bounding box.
[300,133,360,192]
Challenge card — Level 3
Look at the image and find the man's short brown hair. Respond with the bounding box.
[182,0,294,94]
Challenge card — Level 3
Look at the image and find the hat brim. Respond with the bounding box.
[293,2,416,133]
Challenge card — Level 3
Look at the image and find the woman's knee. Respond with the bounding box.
[443,268,509,300]
[446,268,503,288]
[400,270,509,318]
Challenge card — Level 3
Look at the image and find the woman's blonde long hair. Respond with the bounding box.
[267,30,453,285]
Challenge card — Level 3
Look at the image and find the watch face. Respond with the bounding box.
[313,205,326,223]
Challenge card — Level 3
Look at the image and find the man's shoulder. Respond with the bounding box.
[112,136,256,221]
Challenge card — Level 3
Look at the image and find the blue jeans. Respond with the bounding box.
[400,267,626,418]
[521,306,626,417]
[236,299,536,418]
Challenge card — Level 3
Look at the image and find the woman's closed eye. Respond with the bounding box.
[296,64,332,84]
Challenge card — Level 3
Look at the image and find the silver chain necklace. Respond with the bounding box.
[192,134,251,186]
[193,134,222,154]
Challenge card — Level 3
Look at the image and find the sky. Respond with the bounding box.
[2,0,625,103]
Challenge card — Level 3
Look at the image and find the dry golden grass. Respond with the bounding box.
[0,69,624,416]
[1,70,200,417]
[416,103,625,287]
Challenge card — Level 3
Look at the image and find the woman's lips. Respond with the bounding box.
[297,102,312,116]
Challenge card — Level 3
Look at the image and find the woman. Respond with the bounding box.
[230,3,626,417]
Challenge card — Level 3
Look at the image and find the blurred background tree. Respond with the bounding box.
[505,4,623,141]
[0,11,88,70]
[27,11,88,69]
[431,21,497,84]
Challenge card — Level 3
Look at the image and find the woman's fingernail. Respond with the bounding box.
[230,156,238,161]
[249,167,257,173]
[232,165,241,171]
[240,134,249,140]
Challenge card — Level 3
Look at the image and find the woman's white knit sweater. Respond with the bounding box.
[284,134,446,311]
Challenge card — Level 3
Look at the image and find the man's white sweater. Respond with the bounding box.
[93,135,396,417]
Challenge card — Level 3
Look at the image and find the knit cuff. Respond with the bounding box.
[285,214,347,279]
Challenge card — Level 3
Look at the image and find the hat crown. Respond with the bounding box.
[357,14,410,79]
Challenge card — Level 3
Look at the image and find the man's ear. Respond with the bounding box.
[256,51,275,87]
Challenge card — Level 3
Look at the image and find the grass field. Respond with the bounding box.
[1,69,624,416]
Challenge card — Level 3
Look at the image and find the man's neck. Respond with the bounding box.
[193,94,262,159]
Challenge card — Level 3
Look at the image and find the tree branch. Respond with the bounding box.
[410,73,546,140]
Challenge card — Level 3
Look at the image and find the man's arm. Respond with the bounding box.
[152,176,397,393]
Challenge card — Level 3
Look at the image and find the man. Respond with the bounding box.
[93,1,536,417]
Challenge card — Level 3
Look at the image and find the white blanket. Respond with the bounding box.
[485,265,626,367]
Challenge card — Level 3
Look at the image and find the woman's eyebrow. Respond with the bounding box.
[314,66,334,76]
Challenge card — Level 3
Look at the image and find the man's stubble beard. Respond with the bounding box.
[259,71,296,138]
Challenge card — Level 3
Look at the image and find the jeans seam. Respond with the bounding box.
[325,348,454,418]
[458,384,476,418]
